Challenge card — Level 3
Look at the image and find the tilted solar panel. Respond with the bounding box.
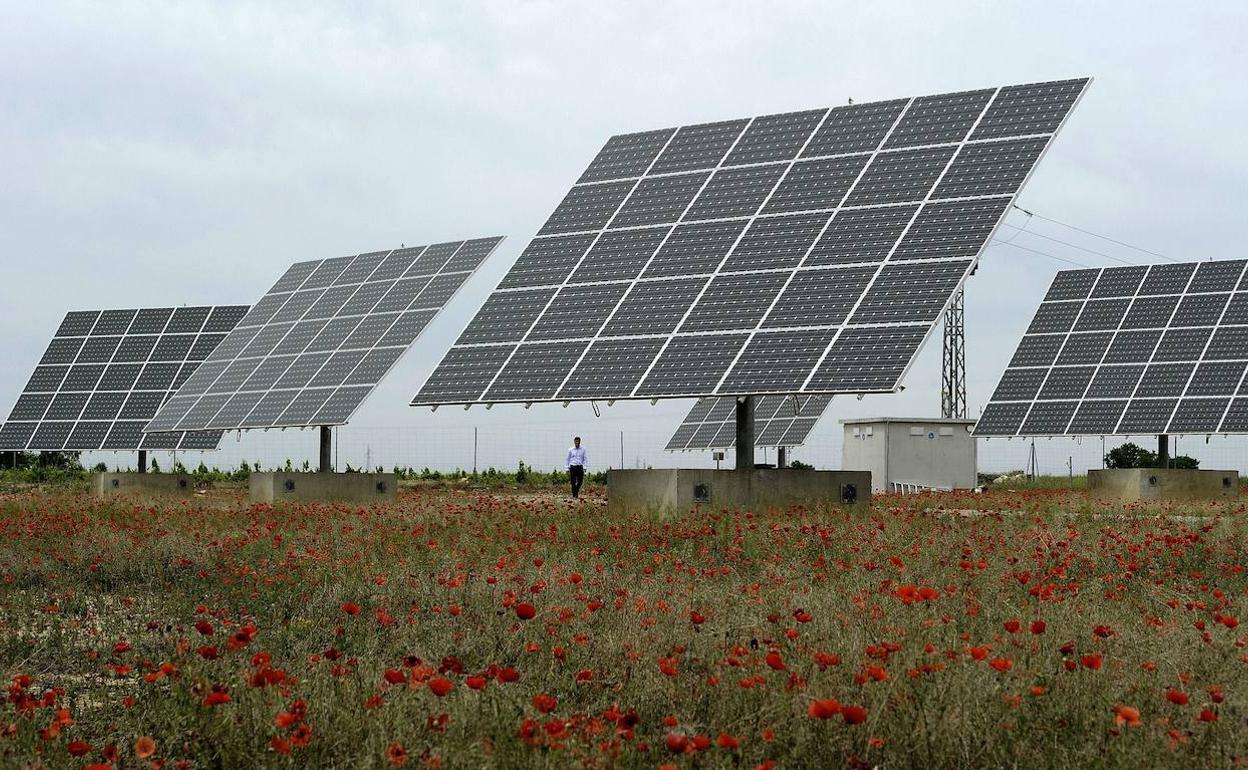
[975,259,1248,436]
[411,78,1090,406]
[145,238,504,433]
[665,394,832,451]
[0,306,249,451]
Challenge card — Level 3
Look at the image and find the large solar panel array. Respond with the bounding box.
[0,306,249,451]
[666,394,832,451]
[975,259,1248,436]
[145,238,504,433]
[411,78,1089,407]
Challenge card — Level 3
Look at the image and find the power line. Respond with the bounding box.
[1011,205,1183,263]
[986,238,1092,269]
[997,223,1142,266]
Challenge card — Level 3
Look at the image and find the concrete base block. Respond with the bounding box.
[1088,468,1238,502]
[607,468,870,514]
[92,473,195,499]
[249,472,398,504]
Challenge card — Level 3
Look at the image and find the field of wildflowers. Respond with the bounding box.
[1,481,1245,768]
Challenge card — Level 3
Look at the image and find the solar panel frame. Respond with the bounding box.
[147,239,503,433]
[0,305,249,451]
[665,394,832,451]
[412,79,1089,407]
[976,259,1248,436]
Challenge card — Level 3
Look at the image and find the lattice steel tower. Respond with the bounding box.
[941,287,967,419]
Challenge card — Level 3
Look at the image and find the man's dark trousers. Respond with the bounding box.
[569,465,584,498]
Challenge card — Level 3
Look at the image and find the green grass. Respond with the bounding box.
[0,483,1245,768]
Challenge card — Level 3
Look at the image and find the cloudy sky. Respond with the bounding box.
[3,1,1246,473]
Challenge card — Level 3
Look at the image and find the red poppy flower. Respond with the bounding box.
[1113,704,1141,727]
[717,733,740,750]
[664,733,688,753]
[842,705,868,725]
[1080,653,1103,670]
[1165,689,1189,706]
[427,677,454,696]
[1030,619,1047,635]
[465,675,487,690]
[341,602,360,616]
[291,723,312,747]
[532,693,557,713]
[134,736,156,759]
[515,603,537,620]
[383,669,407,685]
[1003,619,1020,634]
[989,657,1014,672]
[67,740,91,757]
[194,620,214,636]
[765,652,786,671]
[387,741,408,766]
[498,667,520,683]
[808,699,841,719]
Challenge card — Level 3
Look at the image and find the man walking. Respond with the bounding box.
[566,436,587,500]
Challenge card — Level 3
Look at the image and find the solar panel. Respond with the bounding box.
[975,259,1248,436]
[145,238,503,432]
[0,306,249,451]
[665,394,832,451]
[412,79,1089,407]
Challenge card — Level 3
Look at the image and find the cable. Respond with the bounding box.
[1011,205,1183,263]
[995,209,1033,245]
[997,223,1142,266]
[986,238,1092,269]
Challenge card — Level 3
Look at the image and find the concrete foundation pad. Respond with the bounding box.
[249,472,398,504]
[92,472,195,499]
[607,468,870,515]
[1088,468,1238,502]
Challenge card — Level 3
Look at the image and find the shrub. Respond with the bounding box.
[1105,442,1199,469]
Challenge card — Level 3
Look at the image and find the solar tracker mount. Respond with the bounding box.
[411,77,1091,411]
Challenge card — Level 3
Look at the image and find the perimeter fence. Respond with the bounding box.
[78,424,1248,480]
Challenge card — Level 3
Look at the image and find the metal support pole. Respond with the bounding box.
[941,287,967,419]
[137,450,147,474]
[473,427,478,475]
[1157,433,1169,468]
[735,396,755,471]
[777,446,787,469]
[319,426,332,473]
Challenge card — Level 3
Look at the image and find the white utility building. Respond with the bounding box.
[841,417,977,493]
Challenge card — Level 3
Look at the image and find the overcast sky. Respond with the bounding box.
[3,1,1246,473]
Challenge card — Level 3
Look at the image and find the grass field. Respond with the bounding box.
[1,481,1246,768]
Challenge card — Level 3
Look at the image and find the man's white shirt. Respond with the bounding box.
[566,446,587,468]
